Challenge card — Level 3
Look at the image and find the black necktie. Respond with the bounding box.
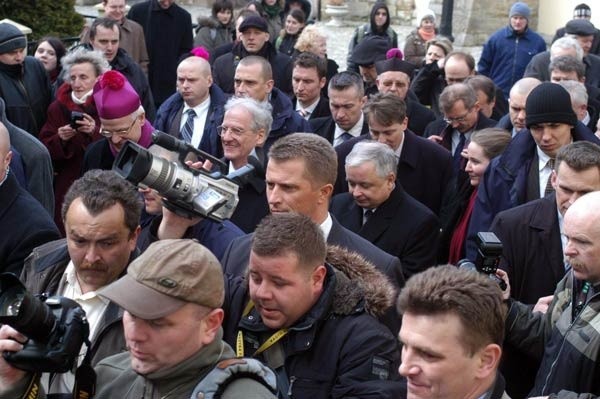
[362,209,374,226]
[453,133,466,171]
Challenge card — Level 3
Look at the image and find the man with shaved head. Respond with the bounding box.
[154,55,227,157]
[496,77,541,136]
[502,191,600,397]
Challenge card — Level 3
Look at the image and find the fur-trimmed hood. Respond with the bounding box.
[326,245,396,318]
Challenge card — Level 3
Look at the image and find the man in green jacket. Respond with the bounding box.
[0,239,278,398]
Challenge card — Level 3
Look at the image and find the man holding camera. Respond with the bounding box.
[500,191,600,398]
[0,239,278,398]
[0,169,142,396]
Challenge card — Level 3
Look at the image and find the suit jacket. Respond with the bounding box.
[221,215,404,289]
[330,185,440,279]
[293,96,331,120]
[334,130,452,215]
[490,194,565,304]
[309,116,369,144]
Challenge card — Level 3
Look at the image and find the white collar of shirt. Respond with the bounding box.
[394,134,405,158]
[227,148,258,173]
[334,113,364,142]
[62,261,108,303]
[537,146,553,199]
[319,212,333,240]
[296,97,321,116]
[582,111,591,126]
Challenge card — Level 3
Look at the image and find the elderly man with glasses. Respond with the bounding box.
[424,82,496,175]
[216,96,272,233]
[83,70,154,172]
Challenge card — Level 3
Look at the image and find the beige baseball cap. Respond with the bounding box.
[98,239,224,319]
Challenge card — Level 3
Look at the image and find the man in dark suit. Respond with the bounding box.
[330,141,439,279]
[375,55,436,136]
[310,71,369,145]
[335,93,452,215]
[292,52,331,121]
[424,83,496,175]
[467,82,600,260]
[489,141,600,399]
[154,56,226,158]
[220,133,404,333]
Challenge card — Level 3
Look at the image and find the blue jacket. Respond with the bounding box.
[466,123,600,260]
[478,26,546,99]
[265,87,313,155]
[154,84,227,158]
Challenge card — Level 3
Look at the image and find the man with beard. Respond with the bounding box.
[12,169,141,396]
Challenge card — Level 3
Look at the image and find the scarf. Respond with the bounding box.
[418,27,435,42]
[71,89,94,105]
[263,3,281,18]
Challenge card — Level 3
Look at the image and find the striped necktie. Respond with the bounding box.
[180,109,196,144]
[544,158,555,196]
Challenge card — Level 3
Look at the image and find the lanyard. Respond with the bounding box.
[236,300,289,357]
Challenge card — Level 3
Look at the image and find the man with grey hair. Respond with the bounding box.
[559,80,597,130]
[550,56,600,131]
[218,96,271,232]
[330,140,439,279]
[424,83,496,174]
[155,55,227,157]
[497,77,541,136]
[525,35,600,87]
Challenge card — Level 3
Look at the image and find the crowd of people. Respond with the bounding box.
[2,0,600,397]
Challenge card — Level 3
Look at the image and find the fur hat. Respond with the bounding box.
[509,2,531,20]
[0,23,26,55]
[525,82,577,128]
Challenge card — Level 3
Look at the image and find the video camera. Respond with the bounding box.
[457,232,507,291]
[113,131,258,222]
[0,273,89,373]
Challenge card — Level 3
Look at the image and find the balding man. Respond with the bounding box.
[502,191,600,397]
[0,121,59,275]
[496,77,541,136]
[155,56,227,157]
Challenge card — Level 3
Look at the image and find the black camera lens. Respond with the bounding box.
[0,274,56,343]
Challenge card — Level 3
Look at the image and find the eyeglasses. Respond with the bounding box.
[99,118,137,138]
[443,109,472,124]
[217,125,248,138]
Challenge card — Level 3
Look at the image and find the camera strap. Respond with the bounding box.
[72,339,96,399]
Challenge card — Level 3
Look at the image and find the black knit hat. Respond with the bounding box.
[350,36,391,66]
[525,82,578,128]
[0,23,26,55]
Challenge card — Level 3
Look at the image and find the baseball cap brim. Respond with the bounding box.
[98,274,186,319]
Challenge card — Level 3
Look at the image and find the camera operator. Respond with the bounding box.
[0,239,278,398]
[136,144,244,259]
[2,169,142,396]
[499,191,600,398]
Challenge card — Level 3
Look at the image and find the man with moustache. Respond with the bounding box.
[12,169,141,395]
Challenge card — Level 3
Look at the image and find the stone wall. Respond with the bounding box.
[430,0,540,46]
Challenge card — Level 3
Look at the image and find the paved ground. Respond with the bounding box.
[75,4,481,70]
